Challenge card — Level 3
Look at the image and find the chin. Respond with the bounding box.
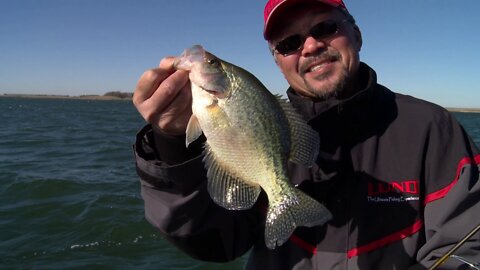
[308,79,346,100]
[314,70,348,97]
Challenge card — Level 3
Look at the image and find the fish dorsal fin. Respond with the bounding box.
[185,114,203,147]
[203,144,261,210]
[276,96,319,166]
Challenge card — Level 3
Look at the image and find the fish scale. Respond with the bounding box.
[174,45,332,249]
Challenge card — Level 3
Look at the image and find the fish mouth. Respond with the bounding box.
[175,45,229,98]
[201,86,221,95]
[196,69,228,97]
[199,84,226,98]
[174,45,206,71]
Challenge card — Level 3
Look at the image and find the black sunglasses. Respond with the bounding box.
[273,19,351,56]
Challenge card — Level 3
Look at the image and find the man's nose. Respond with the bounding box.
[301,36,327,56]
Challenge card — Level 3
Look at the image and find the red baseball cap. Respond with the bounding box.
[263,0,348,40]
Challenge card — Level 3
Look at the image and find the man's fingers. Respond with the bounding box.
[155,85,193,134]
[132,55,193,134]
[159,57,176,69]
[133,57,176,105]
[145,69,189,111]
[133,69,162,105]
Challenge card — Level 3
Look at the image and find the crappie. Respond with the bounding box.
[174,45,331,249]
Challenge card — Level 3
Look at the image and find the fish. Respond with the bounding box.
[173,45,332,249]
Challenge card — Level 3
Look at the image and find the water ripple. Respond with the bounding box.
[0,98,247,270]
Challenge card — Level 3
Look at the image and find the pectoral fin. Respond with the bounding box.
[185,114,203,147]
[203,144,261,210]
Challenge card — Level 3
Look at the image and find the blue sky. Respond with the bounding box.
[1,0,479,108]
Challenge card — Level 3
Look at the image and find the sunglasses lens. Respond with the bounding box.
[311,20,339,40]
[274,20,341,55]
[275,35,303,55]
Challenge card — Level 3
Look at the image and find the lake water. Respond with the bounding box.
[1,97,478,269]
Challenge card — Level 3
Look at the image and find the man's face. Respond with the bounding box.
[269,5,362,100]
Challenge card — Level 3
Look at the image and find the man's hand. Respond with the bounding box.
[133,57,192,136]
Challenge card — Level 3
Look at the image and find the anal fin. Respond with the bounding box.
[203,144,261,210]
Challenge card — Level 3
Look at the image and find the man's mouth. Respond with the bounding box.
[305,59,335,73]
[300,52,340,75]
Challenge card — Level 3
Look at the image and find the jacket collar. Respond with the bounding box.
[286,62,377,121]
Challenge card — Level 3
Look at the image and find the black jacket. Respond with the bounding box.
[134,63,480,269]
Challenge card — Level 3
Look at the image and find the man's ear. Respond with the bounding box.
[353,25,363,52]
[268,44,279,65]
[273,54,279,66]
[272,54,287,77]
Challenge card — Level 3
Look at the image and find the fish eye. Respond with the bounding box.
[207,59,217,65]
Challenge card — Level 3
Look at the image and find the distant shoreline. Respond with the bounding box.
[446,108,480,113]
[1,93,132,101]
[2,93,480,113]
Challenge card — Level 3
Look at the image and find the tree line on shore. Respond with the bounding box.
[102,91,133,98]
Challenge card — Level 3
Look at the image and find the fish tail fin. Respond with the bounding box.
[265,189,331,249]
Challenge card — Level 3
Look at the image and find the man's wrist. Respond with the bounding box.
[152,127,205,165]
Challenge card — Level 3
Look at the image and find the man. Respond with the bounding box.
[132,0,480,269]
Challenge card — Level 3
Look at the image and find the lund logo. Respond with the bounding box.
[368,180,419,196]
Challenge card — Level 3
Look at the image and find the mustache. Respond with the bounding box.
[299,51,341,75]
